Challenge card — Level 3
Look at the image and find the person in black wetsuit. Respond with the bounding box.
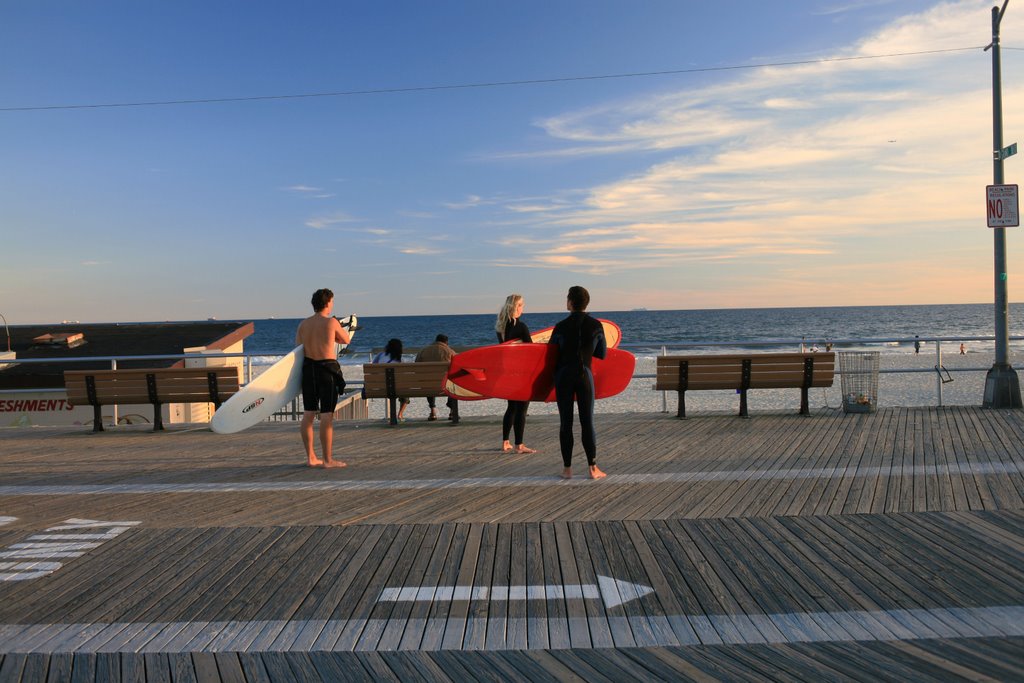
[549,285,607,479]
[495,293,537,454]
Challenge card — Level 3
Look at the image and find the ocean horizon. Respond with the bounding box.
[240,302,1024,366]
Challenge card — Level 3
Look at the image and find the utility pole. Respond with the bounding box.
[984,0,1023,408]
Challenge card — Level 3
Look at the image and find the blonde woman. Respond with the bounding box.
[495,294,537,454]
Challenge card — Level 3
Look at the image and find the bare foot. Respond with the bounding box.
[307,457,324,467]
[323,460,347,468]
[588,465,607,480]
[502,441,513,453]
[561,467,573,479]
[516,445,537,454]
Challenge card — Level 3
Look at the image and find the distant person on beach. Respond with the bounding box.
[914,336,921,354]
[960,343,966,355]
[296,288,351,468]
[415,334,459,424]
[496,294,537,454]
[373,338,409,422]
[550,285,607,480]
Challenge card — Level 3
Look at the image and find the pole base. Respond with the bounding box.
[983,363,1023,408]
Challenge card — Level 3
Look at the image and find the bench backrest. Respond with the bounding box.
[65,367,241,406]
[655,353,835,391]
[362,361,450,399]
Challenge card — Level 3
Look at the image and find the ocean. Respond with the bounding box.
[244,303,1024,366]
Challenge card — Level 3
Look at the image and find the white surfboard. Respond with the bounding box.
[211,315,357,434]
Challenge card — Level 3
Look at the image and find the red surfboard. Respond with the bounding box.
[444,344,635,403]
[444,319,623,401]
[525,319,621,348]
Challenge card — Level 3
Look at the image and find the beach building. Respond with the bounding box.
[0,321,253,428]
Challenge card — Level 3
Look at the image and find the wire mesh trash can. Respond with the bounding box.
[839,351,879,414]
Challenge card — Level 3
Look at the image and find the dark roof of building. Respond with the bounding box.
[0,321,254,390]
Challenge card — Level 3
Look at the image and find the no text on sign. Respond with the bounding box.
[987,184,1019,228]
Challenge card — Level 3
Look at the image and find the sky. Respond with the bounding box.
[2,0,1024,323]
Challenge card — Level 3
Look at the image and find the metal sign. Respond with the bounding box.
[997,142,1018,160]
[987,184,1019,227]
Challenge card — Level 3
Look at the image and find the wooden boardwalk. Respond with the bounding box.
[0,406,1022,681]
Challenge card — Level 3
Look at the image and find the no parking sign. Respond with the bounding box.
[987,184,1019,227]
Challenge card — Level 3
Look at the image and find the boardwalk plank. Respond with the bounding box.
[680,519,781,643]
[482,522,513,651]
[889,639,1023,682]
[461,523,498,650]
[780,642,900,682]
[553,521,592,649]
[543,649,617,682]
[523,522,549,650]
[44,654,74,683]
[437,523,483,651]
[0,654,25,683]
[350,523,428,651]
[539,522,570,650]
[306,652,372,683]
[235,652,271,683]
[581,522,636,648]
[373,523,444,650]
[166,653,197,683]
[92,653,121,683]
[254,653,293,683]
[119,653,146,683]
[323,524,408,650]
[1,410,1023,680]
[506,522,529,650]
[601,521,675,646]
[415,522,467,651]
[69,653,97,683]
[423,651,489,683]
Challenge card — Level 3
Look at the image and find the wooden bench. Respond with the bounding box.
[65,366,240,432]
[362,361,451,425]
[655,352,835,418]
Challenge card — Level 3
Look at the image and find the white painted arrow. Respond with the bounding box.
[378,575,653,609]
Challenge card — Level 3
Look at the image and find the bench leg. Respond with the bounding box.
[388,397,398,426]
[739,389,749,418]
[152,403,165,431]
[91,404,104,432]
[800,387,810,416]
[677,390,686,419]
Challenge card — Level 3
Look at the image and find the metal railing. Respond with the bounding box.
[2,334,1021,412]
[619,334,1024,409]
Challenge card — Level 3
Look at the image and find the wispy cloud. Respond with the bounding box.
[400,245,444,256]
[814,0,901,17]
[305,212,358,229]
[470,0,1004,294]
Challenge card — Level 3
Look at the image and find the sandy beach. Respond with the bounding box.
[343,348,1014,422]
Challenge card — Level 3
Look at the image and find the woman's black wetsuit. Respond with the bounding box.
[549,312,606,467]
[499,318,531,446]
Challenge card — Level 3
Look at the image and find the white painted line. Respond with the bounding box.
[0,517,16,527]
[0,519,138,582]
[0,460,1019,496]
[378,576,652,608]
[1,605,1022,653]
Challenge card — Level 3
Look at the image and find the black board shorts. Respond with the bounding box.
[302,358,345,414]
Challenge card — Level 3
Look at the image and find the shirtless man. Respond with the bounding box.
[296,288,351,467]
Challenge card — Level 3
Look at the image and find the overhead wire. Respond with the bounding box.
[0,45,987,113]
